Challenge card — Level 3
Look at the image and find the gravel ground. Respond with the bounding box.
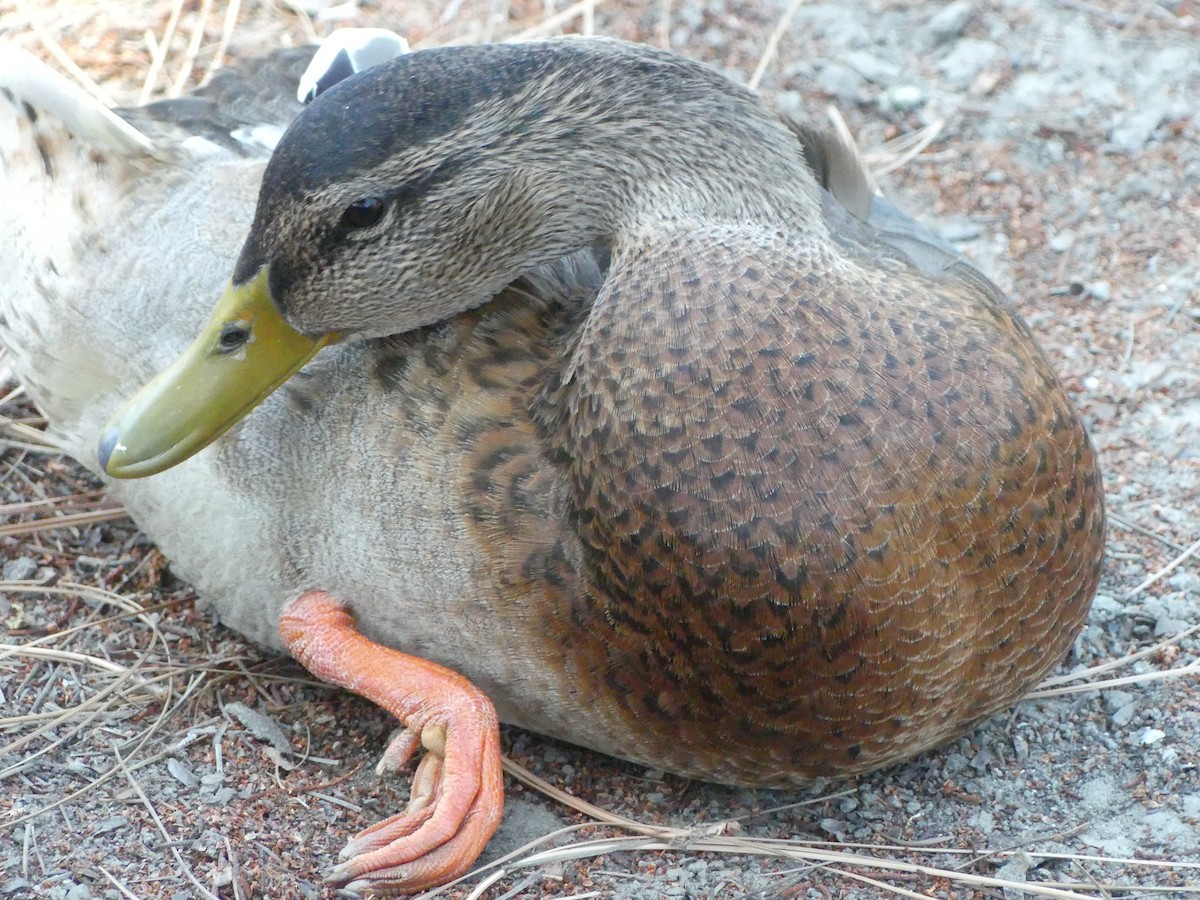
[1,1,1198,898]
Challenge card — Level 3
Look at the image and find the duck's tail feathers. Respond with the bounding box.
[786,106,988,284]
[787,111,876,223]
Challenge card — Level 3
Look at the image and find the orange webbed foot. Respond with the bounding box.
[280,591,503,895]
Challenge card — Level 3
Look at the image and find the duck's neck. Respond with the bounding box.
[436,40,828,303]
[505,42,824,239]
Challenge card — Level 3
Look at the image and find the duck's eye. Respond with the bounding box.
[217,322,251,353]
[340,197,386,229]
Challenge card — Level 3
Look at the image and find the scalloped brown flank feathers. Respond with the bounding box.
[241,38,1106,783]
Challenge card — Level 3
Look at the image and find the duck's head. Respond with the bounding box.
[99,39,814,478]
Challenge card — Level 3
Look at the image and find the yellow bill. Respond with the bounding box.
[100,268,339,478]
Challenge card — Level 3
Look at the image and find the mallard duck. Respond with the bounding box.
[1,35,1106,896]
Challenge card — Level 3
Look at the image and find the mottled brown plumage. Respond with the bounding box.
[2,35,1104,893]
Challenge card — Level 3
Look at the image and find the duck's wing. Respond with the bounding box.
[785,114,991,287]
[116,47,317,157]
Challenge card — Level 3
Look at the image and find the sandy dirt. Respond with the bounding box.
[1,1,1198,898]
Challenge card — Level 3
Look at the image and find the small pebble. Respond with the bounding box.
[815,63,867,101]
[91,816,130,835]
[1048,231,1075,252]
[1112,703,1138,729]
[970,747,993,773]
[843,51,902,84]
[702,27,728,50]
[1182,794,1200,817]
[820,818,848,838]
[1109,101,1170,151]
[1012,733,1029,759]
[1140,728,1166,746]
[226,702,293,756]
[937,39,1000,88]
[1167,572,1200,592]
[996,849,1034,896]
[926,0,974,41]
[1089,594,1124,621]
[1102,690,1135,714]
[2,557,38,581]
[1041,137,1066,162]
[205,786,237,805]
[879,84,926,112]
[1155,615,1190,637]
[168,758,199,789]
